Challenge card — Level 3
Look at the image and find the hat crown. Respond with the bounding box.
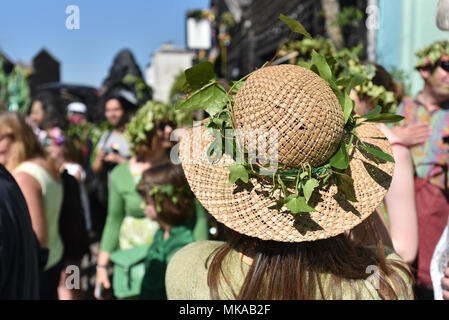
[233,65,344,168]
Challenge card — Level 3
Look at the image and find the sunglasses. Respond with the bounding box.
[436,61,449,72]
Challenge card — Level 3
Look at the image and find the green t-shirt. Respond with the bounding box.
[166,241,413,300]
[140,224,195,300]
[100,161,147,253]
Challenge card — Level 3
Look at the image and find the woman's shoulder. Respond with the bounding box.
[166,240,225,300]
[169,240,224,267]
[110,161,130,178]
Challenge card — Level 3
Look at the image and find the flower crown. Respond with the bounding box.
[176,15,403,216]
[415,40,449,69]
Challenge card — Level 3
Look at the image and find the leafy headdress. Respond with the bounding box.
[174,16,403,242]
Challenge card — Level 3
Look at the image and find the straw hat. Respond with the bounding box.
[179,64,394,242]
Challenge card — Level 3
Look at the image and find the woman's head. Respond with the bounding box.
[136,163,194,227]
[28,93,67,130]
[0,111,47,171]
[104,92,137,128]
[207,219,412,300]
[351,63,404,115]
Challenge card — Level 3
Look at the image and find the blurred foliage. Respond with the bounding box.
[415,40,449,69]
[0,55,30,114]
[337,6,364,28]
[279,37,400,113]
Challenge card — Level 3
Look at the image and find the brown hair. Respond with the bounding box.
[136,162,194,226]
[206,221,413,300]
[0,111,58,176]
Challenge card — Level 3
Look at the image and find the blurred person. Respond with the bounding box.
[27,93,67,142]
[136,163,196,300]
[92,91,137,175]
[350,63,418,265]
[94,103,172,299]
[44,127,90,300]
[0,163,43,299]
[89,91,137,239]
[391,40,449,299]
[0,111,64,300]
[166,65,413,300]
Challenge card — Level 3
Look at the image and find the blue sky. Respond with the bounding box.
[0,0,210,87]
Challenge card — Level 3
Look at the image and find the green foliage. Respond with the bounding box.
[175,17,403,217]
[279,14,312,39]
[0,56,30,113]
[337,6,364,28]
[415,40,449,69]
[279,37,400,114]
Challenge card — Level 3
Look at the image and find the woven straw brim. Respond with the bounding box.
[179,122,394,242]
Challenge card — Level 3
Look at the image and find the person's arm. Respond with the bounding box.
[13,172,48,248]
[377,124,419,264]
[95,169,125,294]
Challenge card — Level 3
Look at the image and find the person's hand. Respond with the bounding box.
[442,261,449,300]
[390,123,432,147]
[104,152,126,164]
[95,267,110,300]
[95,150,106,164]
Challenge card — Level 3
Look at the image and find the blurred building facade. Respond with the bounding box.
[28,48,60,97]
[145,43,195,103]
[210,0,368,80]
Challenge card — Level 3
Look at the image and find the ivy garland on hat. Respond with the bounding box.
[174,16,403,242]
[278,37,398,113]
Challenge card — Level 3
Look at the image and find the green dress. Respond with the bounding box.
[100,162,210,253]
[100,161,157,253]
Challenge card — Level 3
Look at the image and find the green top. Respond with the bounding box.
[166,241,413,300]
[14,161,64,271]
[100,161,146,253]
[100,161,210,253]
[140,224,195,300]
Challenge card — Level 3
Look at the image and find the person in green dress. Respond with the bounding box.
[136,162,197,299]
[94,101,209,299]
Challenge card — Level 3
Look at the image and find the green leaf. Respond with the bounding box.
[311,50,333,81]
[178,84,227,116]
[286,196,316,214]
[297,61,311,69]
[279,14,312,39]
[362,113,404,124]
[343,94,354,124]
[329,142,349,170]
[303,178,319,202]
[185,62,215,90]
[346,73,366,93]
[334,172,357,202]
[359,145,395,163]
[360,105,382,119]
[227,164,249,185]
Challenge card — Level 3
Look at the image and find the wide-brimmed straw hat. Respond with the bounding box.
[179,64,394,243]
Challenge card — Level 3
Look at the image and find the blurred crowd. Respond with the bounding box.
[1,36,449,301]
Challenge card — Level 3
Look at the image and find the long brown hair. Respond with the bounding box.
[206,219,413,300]
[0,111,59,177]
